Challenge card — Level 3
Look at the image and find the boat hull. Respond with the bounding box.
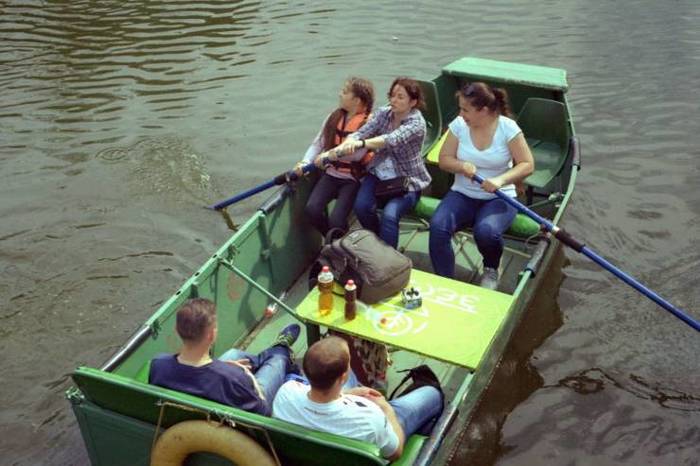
[68,56,578,466]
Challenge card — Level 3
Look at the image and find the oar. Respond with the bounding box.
[207,162,319,211]
[473,173,699,332]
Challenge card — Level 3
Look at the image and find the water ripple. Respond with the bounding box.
[1,1,699,466]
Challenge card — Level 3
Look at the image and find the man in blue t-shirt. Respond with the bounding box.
[149,298,300,415]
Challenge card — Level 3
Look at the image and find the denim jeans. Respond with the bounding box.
[305,173,360,236]
[429,190,517,277]
[327,369,442,437]
[353,174,420,249]
[220,346,296,403]
[389,386,443,437]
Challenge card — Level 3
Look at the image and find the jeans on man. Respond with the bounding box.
[342,369,442,437]
[388,386,443,436]
[354,174,420,249]
[429,190,516,277]
[220,346,295,403]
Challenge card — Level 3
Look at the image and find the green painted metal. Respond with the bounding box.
[443,57,568,92]
[417,79,443,151]
[219,258,299,318]
[67,56,578,466]
[517,98,571,190]
[425,130,448,165]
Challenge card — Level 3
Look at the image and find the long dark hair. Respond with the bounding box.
[456,82,512,117]
[388,77,425,111]
[321,77,374,151]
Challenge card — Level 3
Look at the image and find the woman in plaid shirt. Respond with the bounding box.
[336,77,431,249]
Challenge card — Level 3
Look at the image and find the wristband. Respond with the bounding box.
[360,139,366,148]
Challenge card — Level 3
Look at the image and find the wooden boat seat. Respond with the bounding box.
[516,97,569,194]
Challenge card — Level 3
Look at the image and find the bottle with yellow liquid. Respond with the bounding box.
[317,266,334,316]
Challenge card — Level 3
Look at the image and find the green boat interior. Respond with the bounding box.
[68,57,578,466]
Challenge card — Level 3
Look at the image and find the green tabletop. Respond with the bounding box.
[297,269,514,370]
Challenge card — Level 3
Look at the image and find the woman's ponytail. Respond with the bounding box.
[492,87,512,117]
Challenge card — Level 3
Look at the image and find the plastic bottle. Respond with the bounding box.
[344,279,357,320]
[317,266,334,316]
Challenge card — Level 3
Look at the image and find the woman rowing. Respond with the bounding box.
[429,82,534,289]
[296,77,375,237]
[336,77,431,249]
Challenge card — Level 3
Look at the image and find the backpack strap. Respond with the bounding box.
[389,365,444,405]
[388,368,415,400]
[324,227,346,245]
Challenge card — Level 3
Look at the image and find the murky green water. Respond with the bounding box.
[1,0,698,464]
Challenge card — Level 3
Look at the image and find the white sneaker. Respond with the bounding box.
[479,267,499,290]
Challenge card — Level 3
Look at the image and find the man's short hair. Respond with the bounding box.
[175,298,216,342]
[303,336,350,391]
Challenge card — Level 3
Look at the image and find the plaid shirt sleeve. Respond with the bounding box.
[352,108,389,141]
[354,107,431,191]
[383,113,424,149]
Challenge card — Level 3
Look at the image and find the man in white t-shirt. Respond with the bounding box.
[272,336,442,460]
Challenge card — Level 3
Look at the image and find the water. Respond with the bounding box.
[1,0,698,464]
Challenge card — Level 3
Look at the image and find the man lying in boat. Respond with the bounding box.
[272,336,442,461]
[149,298,300,416]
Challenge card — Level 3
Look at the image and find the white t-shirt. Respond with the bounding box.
[449,115,521,200]
[272,380,399,458]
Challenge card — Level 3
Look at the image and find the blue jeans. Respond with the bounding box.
[353,174,420,249]
[429,190,517,277]
[318,370,442,437]
[389,386,443,437]
[220,346,296,403]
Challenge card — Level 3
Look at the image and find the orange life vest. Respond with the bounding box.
[332,111,374,179]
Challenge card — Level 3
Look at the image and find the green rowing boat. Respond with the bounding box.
[67,57,578,465]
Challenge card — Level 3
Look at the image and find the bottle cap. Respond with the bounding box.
[346,279,355,286]
[322,266,330,272]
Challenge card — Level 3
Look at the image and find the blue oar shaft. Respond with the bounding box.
[472,173,698,331]
[208,162,317,210]
[580,247,699,330]
[209,179,277,210]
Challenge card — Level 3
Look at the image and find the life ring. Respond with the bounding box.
[150,419,277,466]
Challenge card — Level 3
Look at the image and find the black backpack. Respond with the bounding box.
[389,364,444,406]
[316,229,412,304]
